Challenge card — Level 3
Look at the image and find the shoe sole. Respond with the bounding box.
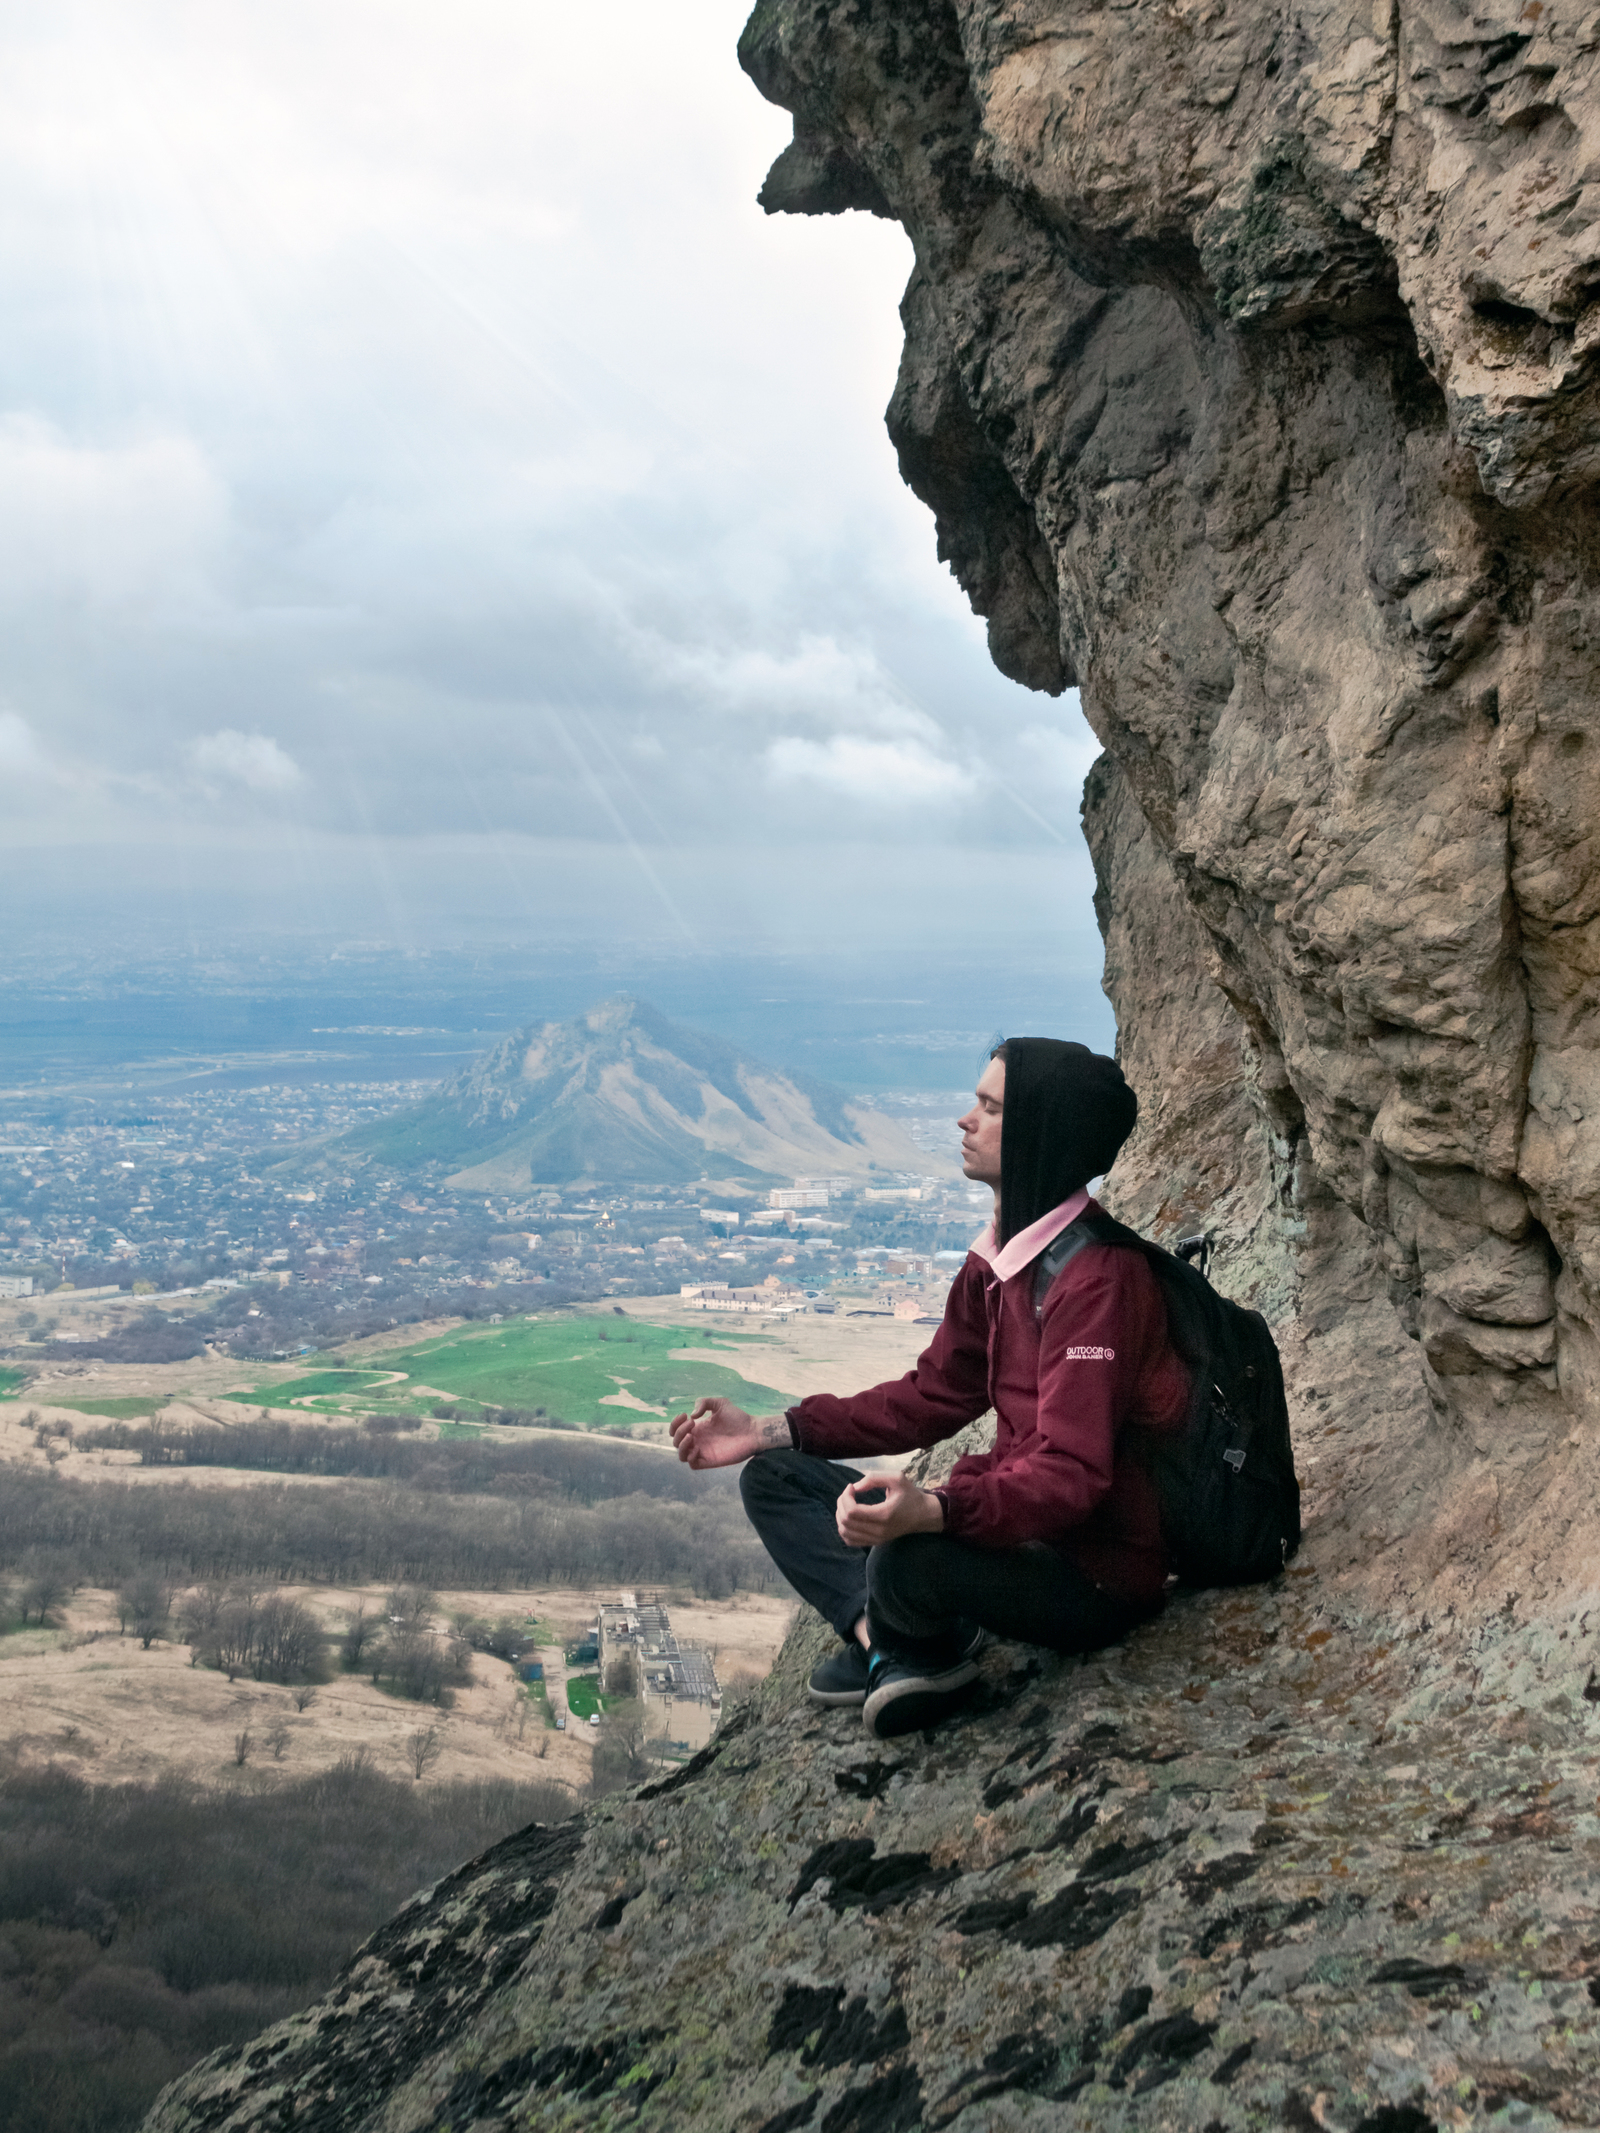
[807,1683,868,1707]
[862,1659,980,1739]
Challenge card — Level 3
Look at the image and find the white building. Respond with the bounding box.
[595,1596,721,1752]
[679,1281,809,1317]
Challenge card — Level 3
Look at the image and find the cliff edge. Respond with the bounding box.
[142,1566,1600,2132]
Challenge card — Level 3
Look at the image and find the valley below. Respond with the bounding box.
[0,1293,937,2133]
[0,1291,940,1782]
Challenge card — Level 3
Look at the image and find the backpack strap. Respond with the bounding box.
[1174,1232,1215,1280]
[1030,1214,1102,1319]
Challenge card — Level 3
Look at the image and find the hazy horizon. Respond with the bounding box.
[0,934,1117,1102]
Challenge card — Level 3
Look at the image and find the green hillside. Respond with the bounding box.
[339,1086,760,1183]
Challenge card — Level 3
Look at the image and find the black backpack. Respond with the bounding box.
[1032,1210,1300,1587]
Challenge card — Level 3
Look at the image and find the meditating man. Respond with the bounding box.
[669,1039,1191,1740]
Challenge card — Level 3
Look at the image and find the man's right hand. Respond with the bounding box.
[669,1396,788,1469]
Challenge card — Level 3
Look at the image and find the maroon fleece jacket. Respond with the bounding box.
[788,1219,1190,1601]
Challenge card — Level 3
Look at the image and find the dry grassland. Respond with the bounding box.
[0,1295,936,1790]
[0,1581,796,1796]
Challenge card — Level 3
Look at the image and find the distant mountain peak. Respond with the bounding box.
[335,997,925,1187]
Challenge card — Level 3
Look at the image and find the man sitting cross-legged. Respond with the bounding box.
[669,1038,1191,1741]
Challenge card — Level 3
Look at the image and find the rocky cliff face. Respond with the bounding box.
[741,0,1600,1568]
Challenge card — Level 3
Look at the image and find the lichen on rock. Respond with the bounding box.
[141,1590,1600,2132]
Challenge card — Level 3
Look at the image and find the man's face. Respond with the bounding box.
[958,1058,1005,1190]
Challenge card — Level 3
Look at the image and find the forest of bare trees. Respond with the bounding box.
[0,1750,574,2133]
[0,1462,776,1607]
[76,1415,719,1501]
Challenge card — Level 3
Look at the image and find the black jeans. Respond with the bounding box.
[739,1447,1160,1663]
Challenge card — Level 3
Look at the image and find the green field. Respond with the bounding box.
[564,1673,606,1720]
[0,1366,26,1399]
[245,1368,396,1405]
[238,1315,796,1430]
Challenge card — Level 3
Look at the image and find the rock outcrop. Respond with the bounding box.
[142,1585,1600,2133]
[739,0,1600,1564]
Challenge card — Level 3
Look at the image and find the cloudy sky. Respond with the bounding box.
[0,0,1103,969]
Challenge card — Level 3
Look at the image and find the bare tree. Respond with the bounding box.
[18,1552,68,1627]
[380,1620,470,1707]
[603,1647,642,1699]
[291,1684,319,1713]
[403,1724,444,1780]
[264,1718,292,1761]
[136,1414,172,1467]
[213,1594,261,1683]
[385,1585,437,1626]
[118,1573,171,1649]
[589,1699,653,1796]
[176,1581,229,1662]
[233,1727,253,1767]
[340,1601,376,1670]
[251,1595,324,1683]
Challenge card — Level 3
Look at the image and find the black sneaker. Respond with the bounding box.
[808,1642,871,1706]
[862,1647,981,1738]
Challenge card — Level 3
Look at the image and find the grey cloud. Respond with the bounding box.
[0,0,1105,960]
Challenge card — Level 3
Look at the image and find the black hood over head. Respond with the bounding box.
[996,1038,1138,1248]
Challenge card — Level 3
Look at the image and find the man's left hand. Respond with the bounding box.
[835,1469,945,1548]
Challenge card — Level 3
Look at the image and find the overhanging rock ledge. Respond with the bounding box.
[737,0,1600,1583]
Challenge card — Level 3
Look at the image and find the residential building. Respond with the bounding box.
[595,1596,721,1752]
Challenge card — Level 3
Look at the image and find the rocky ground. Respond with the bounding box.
[141,1546,1600,2133]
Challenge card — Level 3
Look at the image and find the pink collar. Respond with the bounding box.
[970,1187,1092,1284]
